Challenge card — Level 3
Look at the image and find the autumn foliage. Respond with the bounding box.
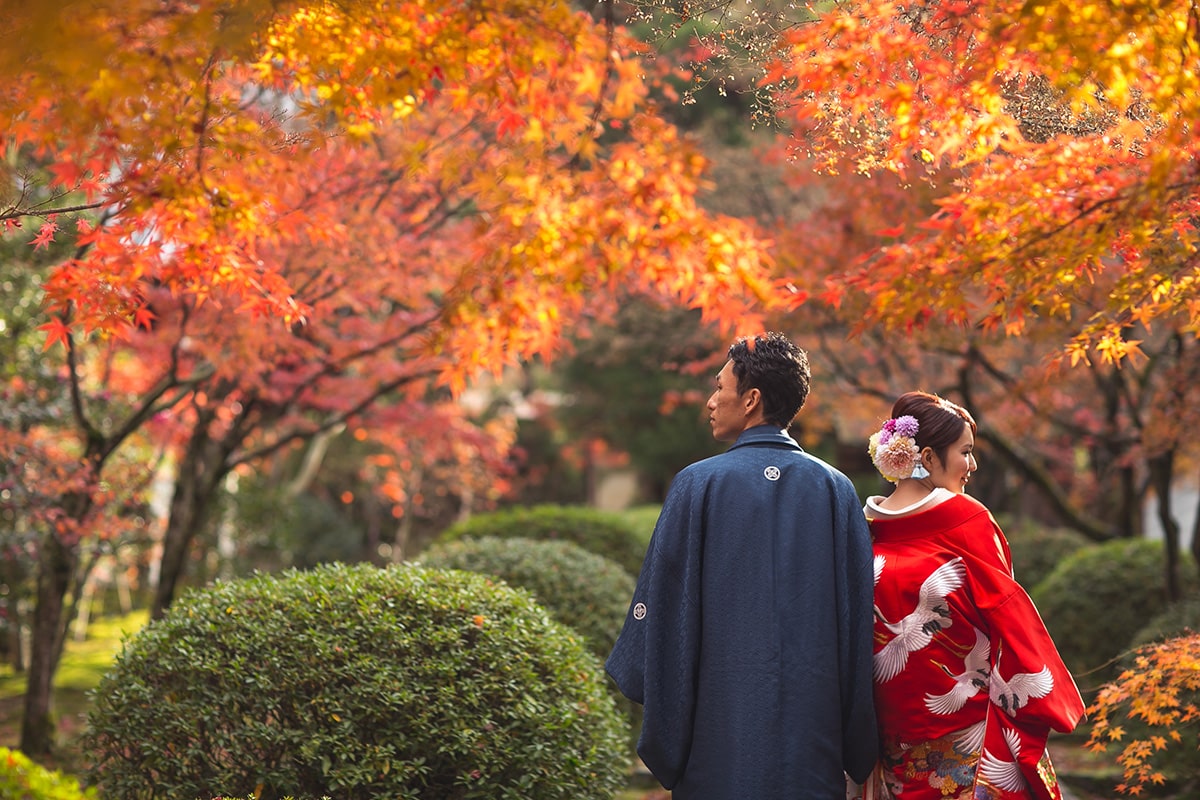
[1087,633,1200,795]
[1,0,786,361]
[1,0,797,756]
[761,0,1200,364]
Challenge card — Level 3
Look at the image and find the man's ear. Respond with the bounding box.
[743,387,762,416]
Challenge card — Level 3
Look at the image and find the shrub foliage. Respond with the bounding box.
[1031,538,1199,682]
[995,515,1089,592]
[418,536,644,753]
[418,536,634,659]
[435,504,647,577]
[1129,596,1200,649]
[83,563,629,800]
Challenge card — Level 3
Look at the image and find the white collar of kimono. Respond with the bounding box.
[864,487,956,518]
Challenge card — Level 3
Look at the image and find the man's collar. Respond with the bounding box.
[728,424,802,451]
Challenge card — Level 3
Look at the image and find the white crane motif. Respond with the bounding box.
[953,720,986,755]
[990,664,1053,716]
[978,726,1027,792]
[873,557,966,682]
[924,626,991,715]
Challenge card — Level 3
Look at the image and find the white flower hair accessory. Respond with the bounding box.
[867,415,929,483]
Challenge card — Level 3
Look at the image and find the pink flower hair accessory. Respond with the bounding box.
[867,415,929,483]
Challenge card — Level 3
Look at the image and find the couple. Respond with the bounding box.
[606,332,1085,800]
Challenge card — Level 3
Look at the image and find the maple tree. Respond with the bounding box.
[760,158,1200,593]
[766,0,1200,366]
[0,221,163,758]
[632,0,1200,364]
[1087,633,1200,795]
[631,0,1200,573]
[1,0,796,758]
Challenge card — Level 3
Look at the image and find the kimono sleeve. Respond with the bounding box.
[604,473,703,790]
[959,515,1086,799]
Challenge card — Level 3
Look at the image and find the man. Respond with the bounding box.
[606,332,878,798]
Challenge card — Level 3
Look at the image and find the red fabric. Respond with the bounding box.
[869,494,1085,800]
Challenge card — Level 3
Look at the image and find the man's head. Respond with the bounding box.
[707,332,811,442]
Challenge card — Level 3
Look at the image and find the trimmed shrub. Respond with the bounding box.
[995,515,1090,592]
[435,504,647,577]
[1031,538,1200,680]
[0,747,96,800]
[418,536,644,754]
[1129,596,1200,649]
[82,563,629,800]
[417,537,634,659]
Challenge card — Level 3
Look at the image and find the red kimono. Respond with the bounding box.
[866,492,1085,800]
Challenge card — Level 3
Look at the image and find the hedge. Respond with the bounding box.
[417,536,634,659]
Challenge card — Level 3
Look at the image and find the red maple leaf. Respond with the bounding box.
[31,220,58,250]
[38,316,72,350]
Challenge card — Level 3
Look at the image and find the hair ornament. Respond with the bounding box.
[867,415,925,483]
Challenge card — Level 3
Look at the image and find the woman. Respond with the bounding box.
[861,391,1085,800]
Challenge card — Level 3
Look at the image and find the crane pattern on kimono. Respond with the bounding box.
[924,625,992,714]
[872,555,967,682]
[979,726,1027,793]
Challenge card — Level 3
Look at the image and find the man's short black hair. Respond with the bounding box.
[728,332,811,428]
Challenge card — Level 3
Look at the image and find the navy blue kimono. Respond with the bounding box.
[606,425,877,799]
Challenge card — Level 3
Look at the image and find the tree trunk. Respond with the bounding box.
[2,558,27,671]
[1148,451,1183,603]
[19,533,76,755]
[1192,465,1200,569]
[151,431,231,620]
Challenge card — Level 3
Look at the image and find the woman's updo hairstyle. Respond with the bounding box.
[890,391,977,466]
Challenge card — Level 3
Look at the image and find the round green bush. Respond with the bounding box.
[995,515,1090,592]
[1031,538,1199,680]
[82,563,629,800]
[435,504,647,577]
[417,537,645,755]
[1129,596,1200,649]
[0,747,96,800]
[417,537,634,659]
